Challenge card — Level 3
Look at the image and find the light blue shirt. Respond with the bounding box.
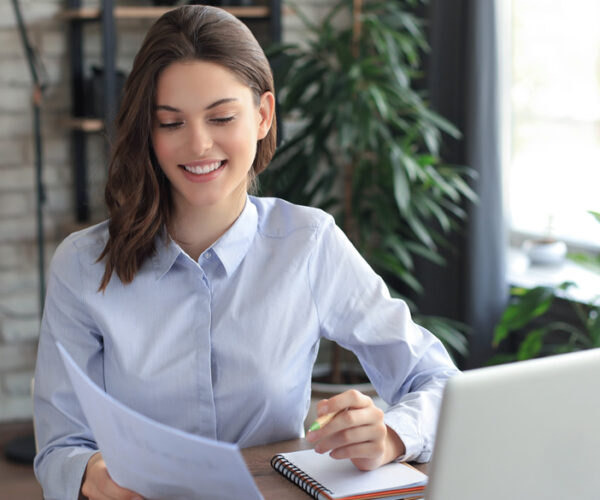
[34,196,458,499]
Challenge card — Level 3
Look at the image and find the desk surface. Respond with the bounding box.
[241,438,428,499]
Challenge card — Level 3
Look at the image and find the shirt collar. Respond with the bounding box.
[211,196,258,277]
[152,226,181,280]
[152,196,258,280]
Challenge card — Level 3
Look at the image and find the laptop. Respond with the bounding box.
[425,348,600,500]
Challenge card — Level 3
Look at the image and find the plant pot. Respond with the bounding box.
[522,238,567,266]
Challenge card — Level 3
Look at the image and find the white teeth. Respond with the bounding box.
[183,161,222,174]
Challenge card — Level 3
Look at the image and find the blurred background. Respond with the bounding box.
[0,0,598,497]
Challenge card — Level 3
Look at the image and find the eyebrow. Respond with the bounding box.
[155,98,239,113]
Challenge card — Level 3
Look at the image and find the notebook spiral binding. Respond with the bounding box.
[271,454,333,499]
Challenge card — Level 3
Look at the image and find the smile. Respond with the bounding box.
[180,160,226,175]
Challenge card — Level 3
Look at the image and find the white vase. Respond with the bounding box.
[522,238,567,265]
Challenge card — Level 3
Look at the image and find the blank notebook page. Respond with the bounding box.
[274,449,427,499]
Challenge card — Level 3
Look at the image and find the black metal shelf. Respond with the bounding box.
[59,5,271,20]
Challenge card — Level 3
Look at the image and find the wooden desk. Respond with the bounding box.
[242,438,428,499]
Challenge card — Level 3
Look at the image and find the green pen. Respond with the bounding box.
[308,409,344,432]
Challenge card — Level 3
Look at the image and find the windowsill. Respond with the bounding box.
[507,247,599,304]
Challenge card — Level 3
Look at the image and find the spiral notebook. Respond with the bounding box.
[270,449,427,500]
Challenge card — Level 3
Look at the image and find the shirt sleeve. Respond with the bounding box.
[33,237,104,499]
[307,215,459,463]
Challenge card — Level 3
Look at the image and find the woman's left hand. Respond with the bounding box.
[306,389,406,471]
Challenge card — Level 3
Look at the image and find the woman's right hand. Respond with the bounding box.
[81,452,144,500]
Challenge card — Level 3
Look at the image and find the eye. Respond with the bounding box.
[158,121,184,129]
[210,116,235,125]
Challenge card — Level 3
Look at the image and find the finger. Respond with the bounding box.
[324,406,373,435]
[308,408,359,442]
[314,418,386,455]
[329,439,386,462]
[351,456,385,472]
[315,411,387,453]
[318,389,372,416]
[310,404,384,443]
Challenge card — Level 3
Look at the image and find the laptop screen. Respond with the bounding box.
[425,348,600,500]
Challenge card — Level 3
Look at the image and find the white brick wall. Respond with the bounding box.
[2,0,105,422]
[0,0,337,422]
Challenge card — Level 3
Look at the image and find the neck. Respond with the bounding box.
[170,191,247,261]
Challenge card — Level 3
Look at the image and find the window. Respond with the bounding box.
[503,0,600,250]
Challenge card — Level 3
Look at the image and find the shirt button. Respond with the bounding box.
[204,250,212,259]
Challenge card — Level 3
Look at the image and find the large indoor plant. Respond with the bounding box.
[261,0,474,382]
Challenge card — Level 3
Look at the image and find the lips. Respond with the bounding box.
[179,160,226,175]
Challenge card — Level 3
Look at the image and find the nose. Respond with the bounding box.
[189,122,213,156]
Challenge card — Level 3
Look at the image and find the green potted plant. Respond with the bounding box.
[261,0,474,383]
[491,211,600,363]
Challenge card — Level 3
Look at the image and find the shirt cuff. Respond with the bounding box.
[35,446,98,500]
[384,412,425,463]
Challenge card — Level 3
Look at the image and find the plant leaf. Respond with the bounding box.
[392,161,410,213]
[517,327,549,360]
[493,286,557,346]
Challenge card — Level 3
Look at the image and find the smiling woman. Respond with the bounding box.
[32,5,459,500]
[96,6,277,290]
[152,60,275,259]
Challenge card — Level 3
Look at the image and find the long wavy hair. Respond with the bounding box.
[97,5,277,291]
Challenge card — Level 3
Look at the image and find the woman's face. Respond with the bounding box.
[152,60,273,216]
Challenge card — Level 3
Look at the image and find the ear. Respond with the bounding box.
[257,91,275,140]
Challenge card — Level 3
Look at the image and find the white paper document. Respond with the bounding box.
[56,342,264,500]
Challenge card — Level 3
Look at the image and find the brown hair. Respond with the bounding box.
[97,5,277,291]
